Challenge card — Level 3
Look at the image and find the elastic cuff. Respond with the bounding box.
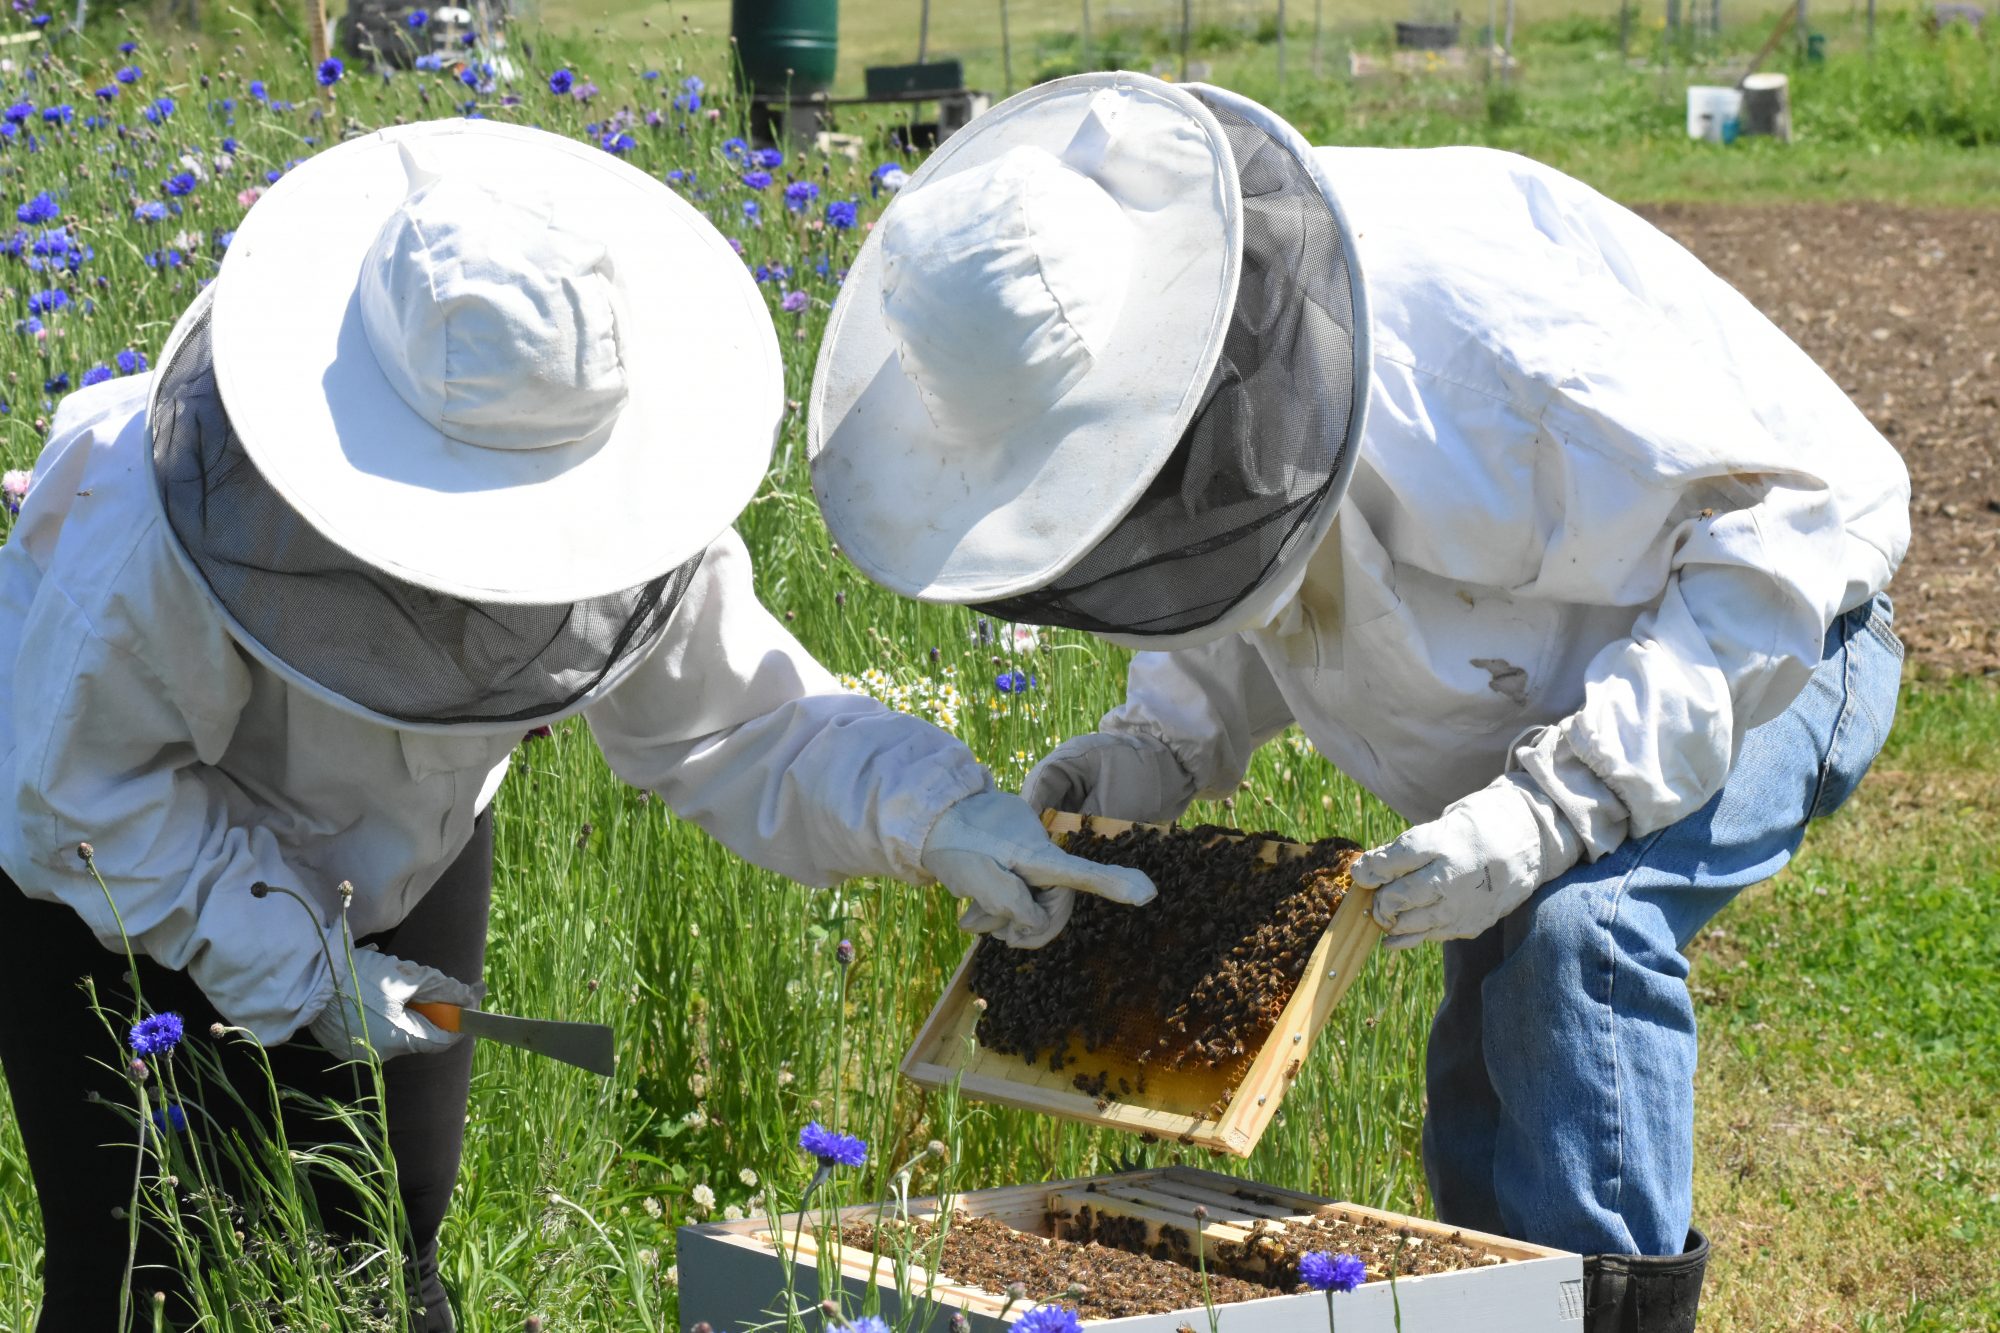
[1099,721,1210,805]
[1511,724,1632,863]
[890,761,996,886]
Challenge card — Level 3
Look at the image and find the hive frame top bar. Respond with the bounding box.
[901,812,1383,1157]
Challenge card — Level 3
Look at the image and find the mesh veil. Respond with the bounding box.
[974,99,1359,637]
[150,305,702,727]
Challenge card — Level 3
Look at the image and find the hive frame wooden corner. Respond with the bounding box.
[901,812,1383,1157]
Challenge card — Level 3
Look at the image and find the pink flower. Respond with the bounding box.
[236,186,264,208]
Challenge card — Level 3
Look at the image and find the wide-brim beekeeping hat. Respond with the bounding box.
[146,119,781,730]
[809,73,1370,644]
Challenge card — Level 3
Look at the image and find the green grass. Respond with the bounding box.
[0,7,1992,1330]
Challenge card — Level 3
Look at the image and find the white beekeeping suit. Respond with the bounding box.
[0,119,1150,1054]
[804,70,1908,1318]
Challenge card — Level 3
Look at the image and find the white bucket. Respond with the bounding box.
[1685,85,1743,144]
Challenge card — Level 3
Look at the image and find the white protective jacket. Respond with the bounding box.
[0,376,990,1043]
[1102,147,1908,851]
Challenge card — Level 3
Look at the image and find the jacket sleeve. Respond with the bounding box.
[1511,269,1903,856]
[1101,635,1297,801]
[9,552,339,1047]
[585,530,992,886]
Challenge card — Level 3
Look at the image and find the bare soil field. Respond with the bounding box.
[1639,203,2000,681]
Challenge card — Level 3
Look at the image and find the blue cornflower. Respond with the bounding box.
[753,263,789,284]
[780,289,807,313]
[408,7,428,25]
[80,364,111,386]
[29,13,50,27]
[642,69,661,81]
[599,131,635,155]
[460,30,475,44]
[142,95,175,124]
[458,66,479,88]
[0,232,24,258]
[16,191,56,224]
[995,670,1036,694]
[40,104,72,125]
[663,167,689,184]
[116,65,142,84]
[722,136,748,165]
[848,1320,889,1333]
[265,168,282,184]
[672,89,700,113]
[681,74,704,94]
[798,1121,867,1168]
[742,199,759,222]
[783,180,819,212]
[547,68,573,95]
[752,146,783,169]
[116,349,147,375]
[220,136,238,154]
[317,57,344,87]
[1299,1250,1367,1292]
[119,40,138,53]
[129,1011,184,1057]
[94,86,117,102]
[133,200,168,222]
[2,102,32,125]
[150,1103,188,1133]
[247,79,268,101]
[825,199,857,230]
[869,161,908,198]
[17,317,43,337]
[28,230,65,258]
[741,169,772,191]
[1012,1309,1082,1333]
[162,171,197,197]
[143,248,184,270]
[26,288,67,315]
[414,53,443,71]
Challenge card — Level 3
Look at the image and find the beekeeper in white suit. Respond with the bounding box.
[0,120,1150,1333]
[808,72,1909,1331]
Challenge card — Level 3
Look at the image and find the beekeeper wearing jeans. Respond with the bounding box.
[807,72,1908,1332]
[0,120,1151,1333]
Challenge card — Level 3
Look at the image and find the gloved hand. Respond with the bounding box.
[921,790,1157,949]
[307,945,482,1062]
[1022,732,1197,825]
[1354,774,1585,950]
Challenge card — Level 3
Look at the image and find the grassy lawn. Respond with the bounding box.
[1690,684,2000,1330]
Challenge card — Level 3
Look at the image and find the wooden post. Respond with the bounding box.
[999,0,1013,93]
[1276,0,1287,98]
[918,0,931,63]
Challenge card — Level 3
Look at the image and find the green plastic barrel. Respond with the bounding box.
[732,0,839,99]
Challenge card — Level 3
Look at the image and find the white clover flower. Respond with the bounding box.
[664,1264,679,1288]
[722,1204,744,1221]
[778,1068,796,1086]
[641,1196,662,1219]
[691,1183,716,1211]
[690,1073,708,1098]
[739,1168,759,1187]
[636,1247,658,1267]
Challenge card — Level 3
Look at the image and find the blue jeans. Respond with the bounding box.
[1423,595,1904,1258]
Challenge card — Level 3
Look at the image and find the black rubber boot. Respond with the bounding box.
[1583,1229,1710,1332]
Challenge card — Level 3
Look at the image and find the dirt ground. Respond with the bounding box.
[1636,203,2000,681]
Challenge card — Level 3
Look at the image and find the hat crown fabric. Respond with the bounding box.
[359,152,628,453]
[878,143,1134,441]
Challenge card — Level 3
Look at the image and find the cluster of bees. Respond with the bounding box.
[967,824,1360,1092]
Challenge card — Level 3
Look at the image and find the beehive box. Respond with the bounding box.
[675,1166,1583,1331]
[902,813,1382,1156]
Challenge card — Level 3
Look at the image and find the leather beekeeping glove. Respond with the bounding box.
[1022,732,1198,826]
[1354,774,1586,950]
[921,790,1157,949]
[307,945,482,1062]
